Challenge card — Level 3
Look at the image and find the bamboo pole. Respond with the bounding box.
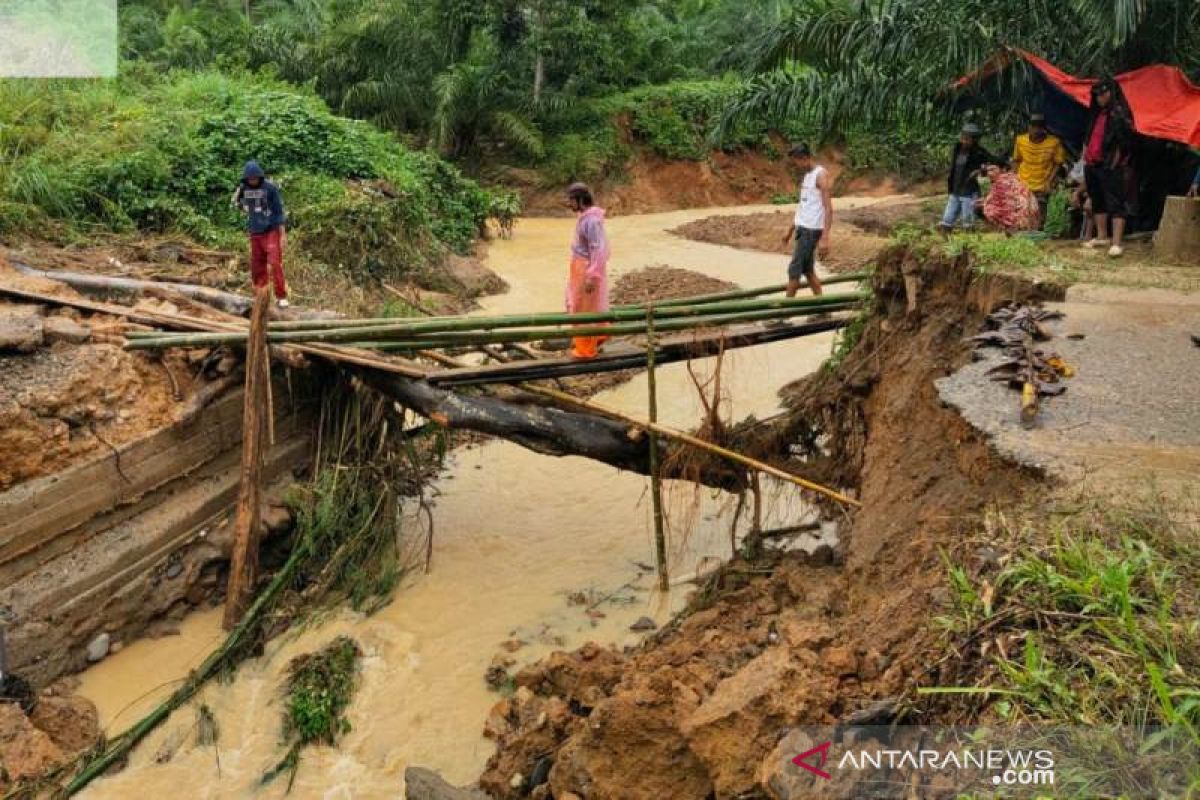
[224,287,271,629]
[249,272,871,332]
[124,292,864,347]
[523,384,861,508]
[342,304,856,351]
[126,301,857,353]
[645,303,668,591]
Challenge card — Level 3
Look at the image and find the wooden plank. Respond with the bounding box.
[427,317,849,387]
[224,288,271,629]
[0,391,245,566]
[0,408,312,590]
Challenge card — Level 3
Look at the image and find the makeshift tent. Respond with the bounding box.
[953,48,1200,230]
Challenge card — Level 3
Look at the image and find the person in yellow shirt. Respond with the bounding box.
[1011,113,1068,222]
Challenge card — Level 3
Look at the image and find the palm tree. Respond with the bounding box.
[719,0,1200,136]
[431,40,545,160]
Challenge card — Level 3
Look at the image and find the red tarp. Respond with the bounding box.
[955,48,1200,148]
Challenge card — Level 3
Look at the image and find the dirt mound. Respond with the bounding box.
[672,199,940,277]
[668,207,896,274]
[0,683,101,794]
[610,265,736,305]
[478,246,1054,799]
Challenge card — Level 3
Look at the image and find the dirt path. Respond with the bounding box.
[937,283,1200,487]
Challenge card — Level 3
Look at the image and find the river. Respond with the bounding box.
[75,201,886,798]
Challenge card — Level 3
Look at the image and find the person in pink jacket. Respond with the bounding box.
[565,183,611,359]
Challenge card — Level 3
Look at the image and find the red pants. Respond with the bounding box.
[249,228,287,299]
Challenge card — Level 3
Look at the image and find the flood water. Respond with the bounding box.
[76,201,887,798]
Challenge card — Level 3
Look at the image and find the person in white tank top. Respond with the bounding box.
[780,143,832,297]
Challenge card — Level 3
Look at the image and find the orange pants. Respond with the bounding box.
[567,255,609,359]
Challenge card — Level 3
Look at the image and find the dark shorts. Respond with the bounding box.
[788,226,821,281]
[1084,164,1136,219]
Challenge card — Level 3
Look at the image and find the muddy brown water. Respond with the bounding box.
[75,200,895,798]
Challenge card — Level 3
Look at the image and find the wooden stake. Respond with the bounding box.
[645,303,668,591]
[223,287,271,629]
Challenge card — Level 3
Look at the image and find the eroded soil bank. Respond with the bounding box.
[477,247,1059,800]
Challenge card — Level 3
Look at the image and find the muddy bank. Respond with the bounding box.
[0,679,102,794]
[516,149,917,218]
[668,197,937,273]
[477,246,1060,799]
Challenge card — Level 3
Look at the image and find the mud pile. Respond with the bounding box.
[0,681,102,794]
[477,245,1060,799]
[0,260,193,489]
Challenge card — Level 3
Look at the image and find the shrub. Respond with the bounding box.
[0,70,492,272]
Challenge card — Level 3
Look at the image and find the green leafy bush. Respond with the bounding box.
[600,79,759,161]
[0,71,491,275]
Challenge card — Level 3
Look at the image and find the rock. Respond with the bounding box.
[110,640,124,654]
[0,702,65,783]
[681,647,803,794]
[0,306,45,352]
[823,646,858,677]
[41,316,91,344]
[444,255,508,297]
[404,766,489,800]
[629,616,657,632]
[165,560,184,580]
[28,694,101,755]
[262,504,294,533]
[85,632,110,662]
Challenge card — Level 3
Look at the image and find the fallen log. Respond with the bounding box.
[11,261,255,316]
[359,370,669,479]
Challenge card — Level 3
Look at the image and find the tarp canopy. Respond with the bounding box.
[954,48,1200,149]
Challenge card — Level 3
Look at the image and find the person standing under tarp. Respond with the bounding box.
[565,183,610,360]
[1082,79,1137,258]
[1011,112,1068,222]
[940,123,999,233]
[1187,165,1200,197]
[233,160,289,307]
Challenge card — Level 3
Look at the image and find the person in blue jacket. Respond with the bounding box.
[232,160,289,307]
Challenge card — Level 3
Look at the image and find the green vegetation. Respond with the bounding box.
[0,71,489,286]
[942,233,1067,276]
[931,491,1200,794]
[263,636,363,790]
[723,0,1200,137]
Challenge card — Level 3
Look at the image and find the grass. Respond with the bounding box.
[825,293,871,372]
[889,218,1200,293]
[262,636,362,791]
[929,487,1200,795]
[942,232,1074,280]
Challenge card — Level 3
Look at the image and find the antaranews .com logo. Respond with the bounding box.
[792,739,1055,787]
[776,725,1197,798]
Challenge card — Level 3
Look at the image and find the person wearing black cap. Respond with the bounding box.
[1011,112,1068,222]
[779,143,831,297]
[1082,78,1136,257]
[940,123,999,232]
